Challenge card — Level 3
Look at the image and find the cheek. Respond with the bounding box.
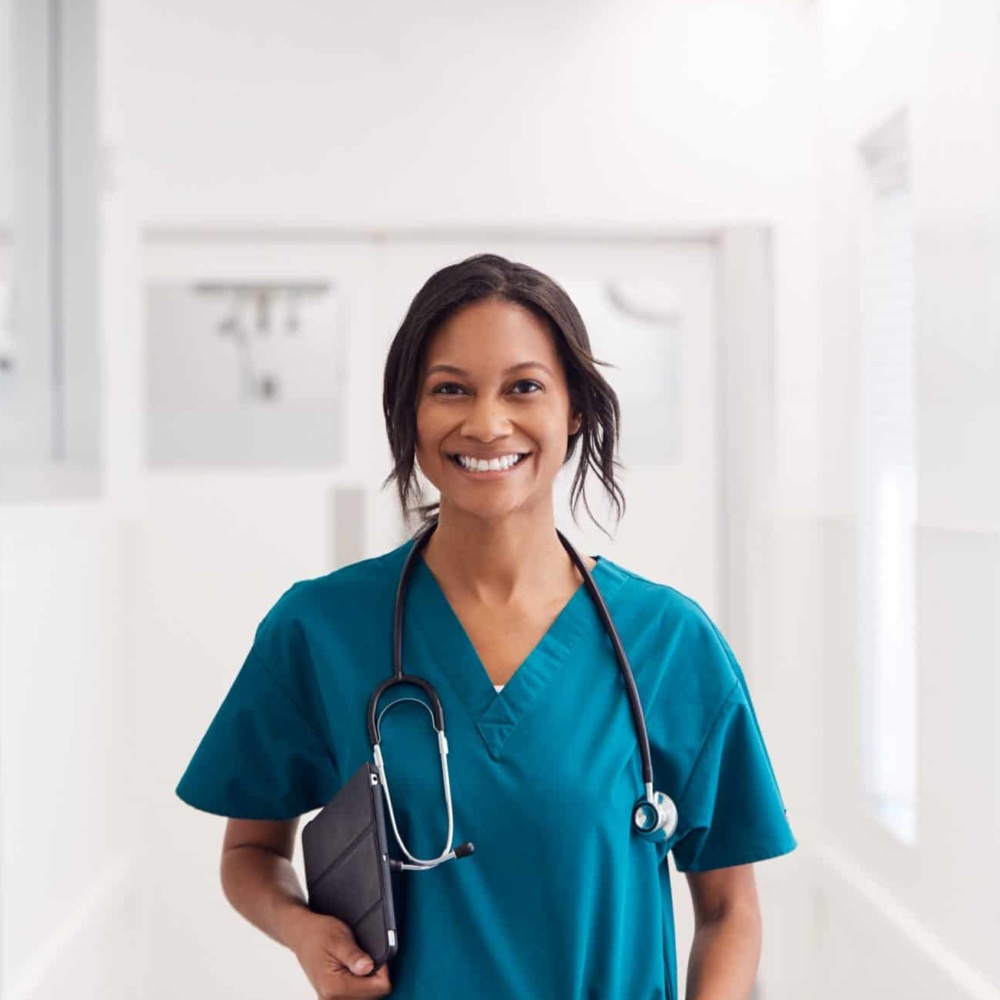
[413,404,431,443]
[413,407,442,458]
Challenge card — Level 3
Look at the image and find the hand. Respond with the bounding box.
[291,911,393,998]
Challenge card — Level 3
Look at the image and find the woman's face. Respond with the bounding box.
[414,298,581,523]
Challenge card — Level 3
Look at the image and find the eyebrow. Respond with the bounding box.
[425,361,554,378]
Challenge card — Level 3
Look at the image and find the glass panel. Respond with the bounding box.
[858,110,918,845]
[144,280,345,467]
[0,0,100,500]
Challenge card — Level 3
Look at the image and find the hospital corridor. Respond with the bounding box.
[0,1,997,998]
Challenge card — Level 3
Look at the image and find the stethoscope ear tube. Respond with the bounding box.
[367,674,444,747]
[369,689,474,871]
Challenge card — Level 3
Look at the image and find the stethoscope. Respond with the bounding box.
[367,516,678,872]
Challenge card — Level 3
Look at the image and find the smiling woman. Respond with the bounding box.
[413,297,586,529]
[176,252,797,1000]
[381,253,626,539]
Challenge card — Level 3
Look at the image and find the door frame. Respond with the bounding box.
[143,223,776,663]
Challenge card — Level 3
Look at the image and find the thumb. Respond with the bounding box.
[349,951,375,975]
[315,914,378,977]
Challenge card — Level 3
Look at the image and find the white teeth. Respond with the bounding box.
[455,453,526,472]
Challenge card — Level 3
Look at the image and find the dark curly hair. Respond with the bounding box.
[381,252,626,539]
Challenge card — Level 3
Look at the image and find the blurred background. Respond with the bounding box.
[1,0,997,997]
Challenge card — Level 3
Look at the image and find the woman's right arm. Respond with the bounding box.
[220,817,392,997]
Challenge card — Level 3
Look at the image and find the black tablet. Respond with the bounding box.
[301,761,398,970]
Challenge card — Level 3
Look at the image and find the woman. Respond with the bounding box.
[176,253,797,1000]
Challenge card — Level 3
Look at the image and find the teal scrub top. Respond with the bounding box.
[176,536,797,1000]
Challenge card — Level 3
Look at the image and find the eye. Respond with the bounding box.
[511,380,542,394]
[429,380,543,396]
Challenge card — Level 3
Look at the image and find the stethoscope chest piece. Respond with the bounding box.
[632,790,678,842]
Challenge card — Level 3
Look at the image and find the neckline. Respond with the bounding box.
[416,551,608,675]
[407,550,616,758]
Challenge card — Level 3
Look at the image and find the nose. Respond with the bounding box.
[461,396,512,442]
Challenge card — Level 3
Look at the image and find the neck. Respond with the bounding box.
[419,505,581,606]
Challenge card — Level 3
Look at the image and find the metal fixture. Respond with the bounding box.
[192,280,333,401]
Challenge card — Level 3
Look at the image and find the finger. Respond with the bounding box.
[367,963,391,986]
[322,964,392,997]
[353,962,392,994]
[323,922,376,976]
[360,966,392,997]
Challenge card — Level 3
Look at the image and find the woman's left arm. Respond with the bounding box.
[683,863,763,1000]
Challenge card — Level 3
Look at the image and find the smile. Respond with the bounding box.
[448,452,530,476]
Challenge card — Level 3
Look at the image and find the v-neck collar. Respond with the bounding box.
[404,547,627,759]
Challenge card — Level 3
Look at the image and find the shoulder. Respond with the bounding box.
[602,557,729,644]
[599,557,743,704]
[257,538,413,636]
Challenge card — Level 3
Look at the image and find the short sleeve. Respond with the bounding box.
[670,639,797,872]
[175,597,341,820]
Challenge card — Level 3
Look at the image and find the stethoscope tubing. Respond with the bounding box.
[554,527,655,792]
[367,516,674,870]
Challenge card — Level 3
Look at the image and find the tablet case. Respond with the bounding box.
[301,761,398,970]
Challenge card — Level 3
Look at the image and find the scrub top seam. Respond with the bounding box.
[673,676,740,816]
[252,647,340,772]
[699,610,789,814]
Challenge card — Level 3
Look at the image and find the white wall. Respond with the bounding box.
[2,1,823,997]
[0,0,10,227]
[816,0,1000,996]
[0,506,140,1000]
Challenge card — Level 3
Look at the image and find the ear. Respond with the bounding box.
[569,413,583,436]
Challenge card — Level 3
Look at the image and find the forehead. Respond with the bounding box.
[425,299,558,364]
